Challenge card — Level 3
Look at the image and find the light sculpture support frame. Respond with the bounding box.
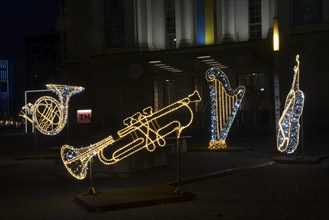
[205,67,246,150]
[61,90,201,180]
[19,84,85,135]
[277,55,305,154]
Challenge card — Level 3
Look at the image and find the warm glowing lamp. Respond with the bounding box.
[273,17,280,51]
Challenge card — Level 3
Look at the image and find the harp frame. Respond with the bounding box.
[205,67,246,150]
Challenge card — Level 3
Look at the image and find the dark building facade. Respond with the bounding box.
[59,0,329,137]
[24,34,61,90]
[0,59,12,118]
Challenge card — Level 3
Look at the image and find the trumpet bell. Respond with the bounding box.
[61,145,88,180]
[188,90,202,103]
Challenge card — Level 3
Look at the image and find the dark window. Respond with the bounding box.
[249,0,262,40]
[238,73,269,125]
[104,0,125,48]
[153,80,176,111]
[165,0,176,49]
[32,45,42,63]
[0,81,7,92]
[292,0,323,26]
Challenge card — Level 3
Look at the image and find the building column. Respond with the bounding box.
[261,0,272,39]
[151,0,165,50]
[135,0,154,50]
[215,0,223,43]
[221,0,236,42]
[175,0,194,48]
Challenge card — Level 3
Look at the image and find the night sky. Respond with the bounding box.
[0,0,59,115]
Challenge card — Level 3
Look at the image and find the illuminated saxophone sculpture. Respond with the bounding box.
[61,90,201,180]
[206,67,246,150]
[20,84,85,135]
[277,55,305,154]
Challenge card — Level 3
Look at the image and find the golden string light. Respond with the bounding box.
[61,91,201,180]
[277,55,305,154]
[19,84,85,135]
[206,67,246,150]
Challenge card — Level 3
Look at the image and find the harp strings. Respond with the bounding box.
[216,80,236,133]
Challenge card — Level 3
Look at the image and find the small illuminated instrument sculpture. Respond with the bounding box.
[61,90,201,180]
[277,55,305,154]
[19,84,85,135]
[205,67,246,150]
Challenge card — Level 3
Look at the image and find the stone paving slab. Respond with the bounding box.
[0,157,328,219]
[189,146,253,152]
[74,184,196,212]
[271,155,325,164]
[0,132,328,219]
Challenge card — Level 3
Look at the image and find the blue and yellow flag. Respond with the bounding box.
[196,0,215,45]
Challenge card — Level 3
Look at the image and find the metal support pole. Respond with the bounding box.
[273,52,281,135]
[34,129,38,156]
[300,115,305,159]
[66,120,70,143]
[85,158,98,195]
[24,91,27,133]
[293,115,304,160]
[23,89,51,133]
[174,131,183,195]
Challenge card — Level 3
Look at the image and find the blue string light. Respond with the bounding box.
[206,67,246,149]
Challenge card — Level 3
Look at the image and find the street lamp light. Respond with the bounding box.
[273,17,280,51]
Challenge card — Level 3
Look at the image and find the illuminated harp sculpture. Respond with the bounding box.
[61,90,201,180]
[206,67,246,150]
[277,55,305,154]
[19,84,85,135]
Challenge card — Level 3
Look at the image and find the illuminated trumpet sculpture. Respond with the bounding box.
[19,84,85,135]
[277,55,305,154]
[61,90,201,180]
[206,67,246,150]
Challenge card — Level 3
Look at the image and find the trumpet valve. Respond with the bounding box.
[132,112,142,121]
[123,117,133,126]
[143,106,153,115]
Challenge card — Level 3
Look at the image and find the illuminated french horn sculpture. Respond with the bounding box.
[277,55,305,154]
[61,90,201,180]
[20,84,85,135]
[206,67,246,150]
